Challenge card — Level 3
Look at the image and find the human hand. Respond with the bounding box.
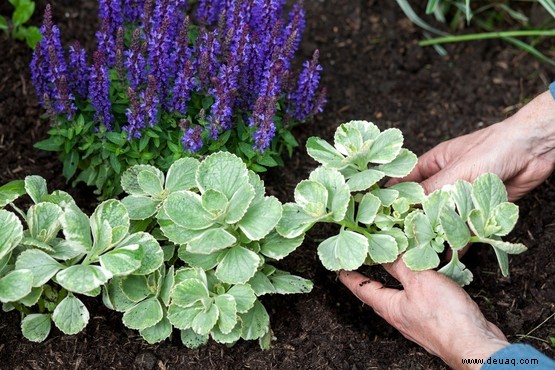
[389,90,555,201]
[339,259,509,369]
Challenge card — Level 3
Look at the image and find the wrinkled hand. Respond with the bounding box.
[339,259,509,369]
[389,91,555,201]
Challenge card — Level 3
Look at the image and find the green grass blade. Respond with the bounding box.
[498,4,529,24]
[502,36,555,67]
[425,0,440,14]
[465,0,472,24]
[395,0,450,36]
[538,0,555,20]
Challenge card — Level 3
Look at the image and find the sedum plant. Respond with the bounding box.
[276,120,527,285]
[0,176,164,342]
[108,151,312,347]
[31,0,326,199]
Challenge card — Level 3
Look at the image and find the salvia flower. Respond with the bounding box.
[171,60,196,115]
[140,75,160,127]
[197,0,225,25]
[182,124,204,153]
[89,51,114,129]
[68,41,89,98]
[124,87,144,139]
[290,50,324,121]
[125,28,147,89]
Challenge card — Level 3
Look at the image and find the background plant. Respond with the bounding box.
[31,0,326,199]
[275,120,527,286]
[396,0,555,66]
[0,0,42,49]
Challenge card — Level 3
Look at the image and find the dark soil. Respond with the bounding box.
[0,1,553,369]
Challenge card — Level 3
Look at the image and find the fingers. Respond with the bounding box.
[382,257,418,286]
[386,147,445,188]
[338,270,400,316]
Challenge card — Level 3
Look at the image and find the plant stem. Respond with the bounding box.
[419,29,555,46]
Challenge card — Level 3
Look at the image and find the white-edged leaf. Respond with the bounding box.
[389,182,426,204]
[269,272,313,294]
[294,180,328,215]
[334,123,364,156]
[201,189,228,215]
[122,297,163,330]
[0,209,24,260]
[227,284,256,313]
[196,152,249,198]
[158,208,205,245]
[172,278,209,308]
[137,169,164,197]
[21,314,51,342]
[438,256,473,286]
[15,249,64,287]
[309,167,350,222]
[260,232,304,261]
[343,120,381,141]
[451,180,473,221]
[91,200,130,246]
[192,303,219,335]
[478,238,527,255]
[27,202,63,243]
[164,191,214,230]
[402,244,440,271]
[471,173,507,217]
[404,211,434,247]
[168,302,203,329]
[178,248,222,270]
[240,300,269,340]
[238,196,282,240]
[187,228,236,254]
[367,233,398,263]
[376,148,417,178]
[121,195,159,220]
[215,294,237,334]
[357,193,381,225]
[52,295,89,335]
[216,246,259,284]
[247,271,276,296]
[0,180,26,207]
[224,184,255,224]
[211,321,242,344]
[60,203,92,252]
[99,244,144,276]
[180,327,209,348]
[371,188,399,207]
[276,203,319,238]
[306,137,345,168]
[120,232,163,275]
[422,189,451,227]
[491,202,519,236]
[140,315,172,344]
[440,206,471,250]
[165,157,200,192]
[0,269,33,302]
[24,175,48,203]
[317,230,368,271]
[56,265,112,294]
[346,169,385,192]
[366,128,404,164]
[121,165,164,196]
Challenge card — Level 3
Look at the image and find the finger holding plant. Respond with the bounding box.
[276,120,527,285]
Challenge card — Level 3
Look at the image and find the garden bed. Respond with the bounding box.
[0,1,553,369]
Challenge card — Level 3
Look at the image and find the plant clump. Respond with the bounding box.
[31,0,326,199]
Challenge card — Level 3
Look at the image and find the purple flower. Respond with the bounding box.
[97,0,123,67]
[250,96,277,152]
[197,0,224,25]
[115,27,125,81]
[278,2,305,69]
[182,125,204,153]
[290,50,323,121]
[170,60,196,115]
[123,0,144,23]
[96,19,116,67]
[147,15,173,105]
[68,41,89,98]
[140,75,160,127]
[123,87,144,139]
[196,29,221,90]
[125,28,147,89]
[209,62,239,135]
[170,16,191,76]
[89,51,114,129]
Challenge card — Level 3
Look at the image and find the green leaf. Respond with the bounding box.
[187,228,237,254]
[440,206,471,250]
[122,297,164,330]
[119,232,163,275]
[24,175,47,203]
[346,169,385,192]
[120,275,152,302]
[343,120,381,141]
[12,1,34,26]
[201,189,228,215]
[103,278,136,312]
[121,165,164,196]
[227,284,256,313]
[165,157,200,192]
[371,188,399,207]
[404,211,435,247]
[478,238,527,255]
[471,173,507,217]
[34,135,65,152]
[239,142,257,159]
[0,209,24,260]
[366,128,403,164]
[334,123,364,156]
[18,286,43,306]
[402,244,440,271]
[318,230,369,271]
[468,209,486,238]
[215,294,237,334]
[0,15,8,31]
[52,295,89,335]
[247,272,276,296]
[168,302,203,329]
[306,137,345,168]
[192,302,219,336]
[491,202,519,236]
[376,148,417,178]
[492,246,509,277]
[15,249,64,287]
[60,204,92,252]
[238,196,282,241]
[178,248,222,270]
[269,272,313,294]
[43,190,76,208]
[240,300,269,340]
[91,200,130,246]
[121,195,159,220]
[21,314,51,342]
[99,244,144,276]
[158,209,205,245]
[62,150,79,180]
[56,265,112,294]
[389,182,426,204]
[367,233,398,264]
[308,167,350,222]
[180,328,209,348]
[276,203,319,238]
[172,278,210,308]
[380,228,408,253]
[164,191,214,230]
[138,170,164,197]
[357,193,381,225]
[140,315,172,344]
[0,179,26,207]
[422,189,451,227]
[196,152,249,198]
[260,232,304,261]
[216,246,259,284]
[0,269,33,302]
[211,322,242,344]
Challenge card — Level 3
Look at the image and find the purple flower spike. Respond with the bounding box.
[196,29,221,90]
[68,41,89,98]
[147,15,173,105]
[197,0,224,25]
[89,51,114,129]
[124,87,144,139]
[54,75,77,120]
[171,60,196,115]
[123,0,144,23]
[209,62,239,134]
[182,125,204,153]
[115,27,125,81]
[125,28,147,89]
[250,96,277,152]
[140,75,160,127]
[291,49,323,121]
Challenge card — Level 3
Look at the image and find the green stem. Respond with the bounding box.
[419,29,555,46]
[339,220,367,235]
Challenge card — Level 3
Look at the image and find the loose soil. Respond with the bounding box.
[0,1,553,369]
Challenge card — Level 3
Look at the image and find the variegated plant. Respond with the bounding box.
[110,152,312,348]
[276,120,526,285]
[0,176,163,342]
